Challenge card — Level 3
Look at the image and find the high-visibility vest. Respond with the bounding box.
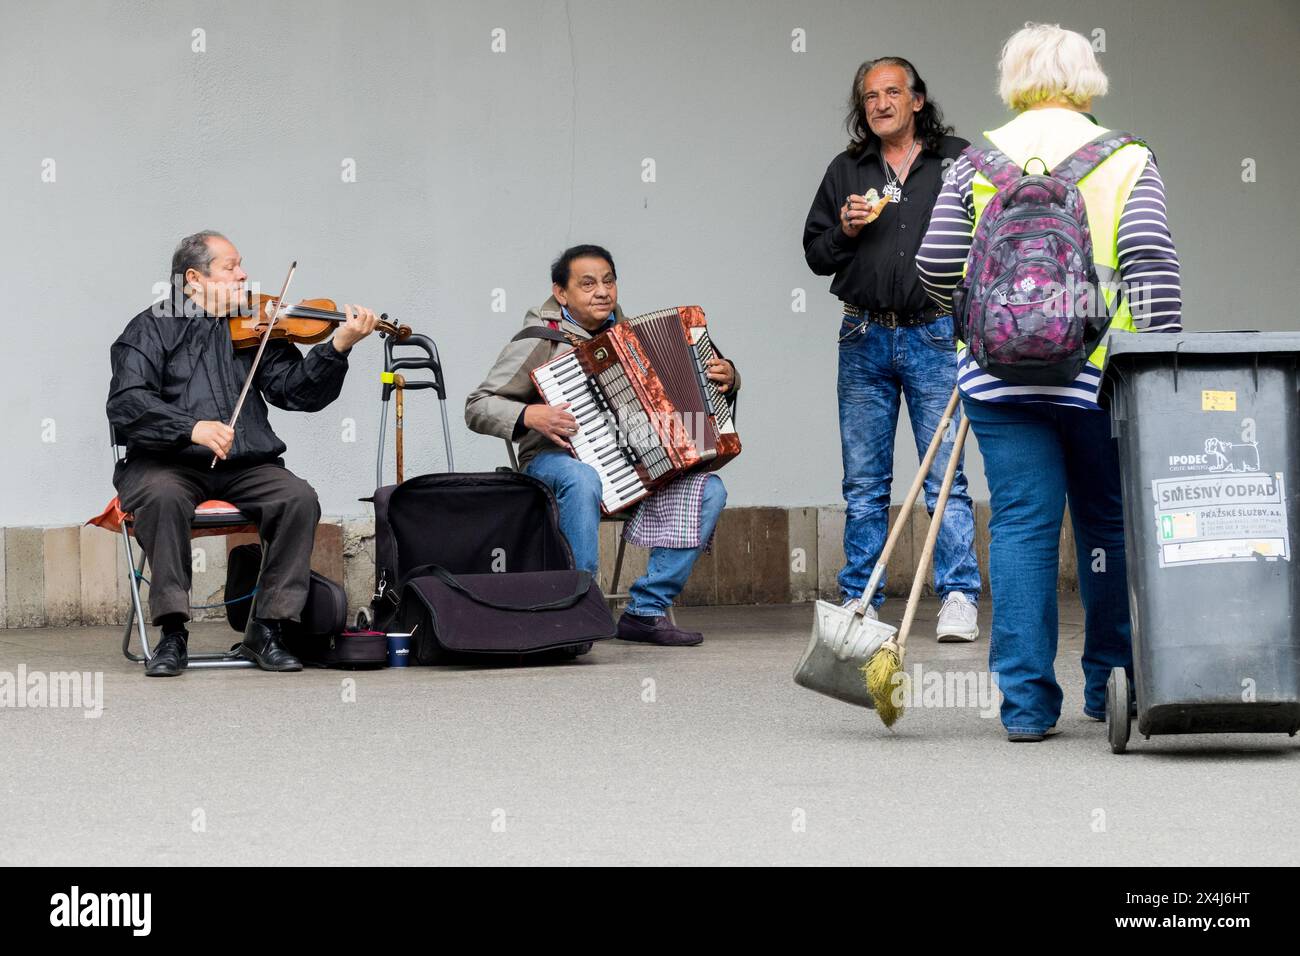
[968,108,1150,369]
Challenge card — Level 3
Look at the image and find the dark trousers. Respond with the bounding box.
[115,458,321,625]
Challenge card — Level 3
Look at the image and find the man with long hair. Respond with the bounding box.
[802,57,981,640]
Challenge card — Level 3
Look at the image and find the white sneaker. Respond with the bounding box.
[842,597,879,620]
[936,592,979,642]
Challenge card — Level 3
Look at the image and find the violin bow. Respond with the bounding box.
[212,261,297,469]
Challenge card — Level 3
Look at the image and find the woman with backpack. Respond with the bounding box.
[915,23,1182,742]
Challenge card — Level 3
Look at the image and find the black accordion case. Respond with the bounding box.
[370,472,615,662]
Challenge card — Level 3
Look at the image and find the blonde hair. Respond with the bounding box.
[997,23,1108,112]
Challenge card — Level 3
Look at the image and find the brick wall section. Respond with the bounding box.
[1,506,1079,627]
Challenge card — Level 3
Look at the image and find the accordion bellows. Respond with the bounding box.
[532,305,741,513]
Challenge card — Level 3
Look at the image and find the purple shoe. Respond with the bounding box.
[616,611,703,646]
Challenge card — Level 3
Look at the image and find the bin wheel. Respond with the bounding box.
[355,608,373,631]
[1106,667,1131,754]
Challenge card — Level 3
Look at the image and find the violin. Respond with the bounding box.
[229,292,412,347]
[214,260,409,469]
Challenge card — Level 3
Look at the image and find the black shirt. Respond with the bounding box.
[803,133,969,314]
[107,292,352,469]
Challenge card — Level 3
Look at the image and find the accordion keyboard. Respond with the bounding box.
[688,327,734,431]
[533,351,672,513]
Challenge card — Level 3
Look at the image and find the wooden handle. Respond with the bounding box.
[394,374,406,484]
[895,413,971,651]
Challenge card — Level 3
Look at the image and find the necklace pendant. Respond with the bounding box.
[883,182,902,202]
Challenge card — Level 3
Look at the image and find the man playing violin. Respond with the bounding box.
[107,230,379,676]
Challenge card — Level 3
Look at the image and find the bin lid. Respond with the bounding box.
[1106,331,1300,367]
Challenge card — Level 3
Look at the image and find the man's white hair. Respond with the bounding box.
[997,23,1109,112]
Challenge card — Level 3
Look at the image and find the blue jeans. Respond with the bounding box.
[837,313,980,606]
[962,396,1133,735]
[524,450,727,616]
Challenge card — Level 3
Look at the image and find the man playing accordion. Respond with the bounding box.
[465,245,739,645]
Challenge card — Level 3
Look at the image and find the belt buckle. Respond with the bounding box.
[874,311,898,329]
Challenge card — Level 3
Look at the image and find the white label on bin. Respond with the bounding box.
[1151,472,1289,566]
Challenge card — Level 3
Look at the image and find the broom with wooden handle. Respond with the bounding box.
[863,410,972,726]
[795,387,963,708]
[850,386,961,616]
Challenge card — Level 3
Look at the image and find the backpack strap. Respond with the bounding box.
[1053,131,1146,185]
[511,325,570,345]
[962,145,1022,192]
[399,564,593,612]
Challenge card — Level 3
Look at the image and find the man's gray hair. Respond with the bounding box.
[171,230,226,280]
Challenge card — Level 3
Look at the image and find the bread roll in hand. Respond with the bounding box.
[861,188,892,223]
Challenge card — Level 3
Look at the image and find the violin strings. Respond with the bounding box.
[286,306,346,321]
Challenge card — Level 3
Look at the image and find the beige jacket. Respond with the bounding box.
[464,296,740,470]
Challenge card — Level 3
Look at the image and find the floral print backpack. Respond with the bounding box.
[952,132,1143,386]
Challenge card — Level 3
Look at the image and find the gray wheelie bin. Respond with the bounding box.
[1103,331,1300,752]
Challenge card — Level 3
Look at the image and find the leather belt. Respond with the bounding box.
[842,302,945,328]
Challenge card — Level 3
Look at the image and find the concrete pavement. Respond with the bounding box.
[1,600,1295,866]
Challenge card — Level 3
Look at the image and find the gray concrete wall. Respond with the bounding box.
[4,0,1298,527]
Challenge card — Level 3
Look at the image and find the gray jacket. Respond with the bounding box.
[464,296,740,470]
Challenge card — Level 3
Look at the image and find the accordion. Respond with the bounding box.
[531,306,741,514]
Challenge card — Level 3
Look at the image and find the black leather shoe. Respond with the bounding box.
[1007,726,1061,743]
[616,612,703,646]
[145,632,188,677]
[239,618,302,672]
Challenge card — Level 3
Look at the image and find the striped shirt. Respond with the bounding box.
[916,153,1182,409]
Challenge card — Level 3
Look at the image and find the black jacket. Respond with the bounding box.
[107,293,351,469]
[803,134,969,314]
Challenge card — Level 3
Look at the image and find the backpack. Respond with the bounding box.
[952,131,1144,386]
[224,542,385,668]
[225,543,348,638]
